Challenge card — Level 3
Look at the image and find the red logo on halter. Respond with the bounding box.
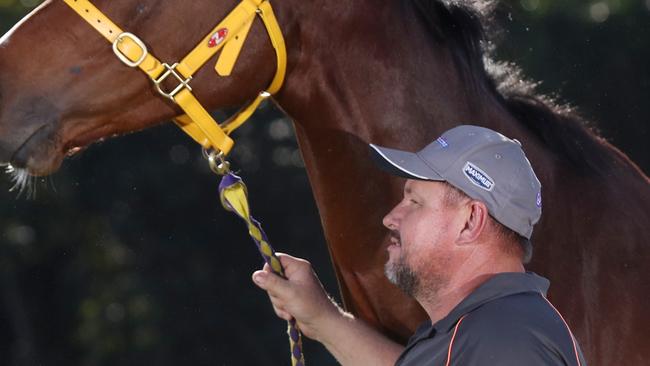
[208,28,228,48]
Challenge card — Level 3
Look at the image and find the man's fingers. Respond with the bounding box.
[276,253,312,278]
[252,270,294,321]
[275,309,293,321]
[257,254,313,283]
[271,303,293,321]
[276,253,299,266]
[252,255,325,325]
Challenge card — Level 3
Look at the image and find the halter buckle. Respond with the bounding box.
[154,63,193,101]
[112,32,148,67]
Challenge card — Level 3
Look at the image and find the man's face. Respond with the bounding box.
[382,180,466,298]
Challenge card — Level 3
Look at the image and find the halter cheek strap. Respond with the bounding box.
[63,0,287,156]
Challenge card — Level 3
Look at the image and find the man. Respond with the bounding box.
[252,125,586,365]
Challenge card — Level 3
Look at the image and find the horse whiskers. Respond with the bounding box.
[3,164,38,199]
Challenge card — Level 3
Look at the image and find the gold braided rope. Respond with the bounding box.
[209,152,305,366]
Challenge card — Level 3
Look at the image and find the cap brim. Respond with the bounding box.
[369,144,443,181]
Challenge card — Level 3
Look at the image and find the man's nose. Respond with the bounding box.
[382,205,401,230]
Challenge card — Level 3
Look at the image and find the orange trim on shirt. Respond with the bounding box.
[540,295,582,366]
[445,314,468,366]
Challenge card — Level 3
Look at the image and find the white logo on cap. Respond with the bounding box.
[463,162,494,191]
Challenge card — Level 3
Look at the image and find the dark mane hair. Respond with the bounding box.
[411,0,635,177]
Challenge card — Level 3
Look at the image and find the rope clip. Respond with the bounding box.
[203,148,231,175]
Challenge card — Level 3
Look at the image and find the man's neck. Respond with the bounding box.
[419,257,525,324]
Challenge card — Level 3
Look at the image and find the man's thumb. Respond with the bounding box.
[252,270,289,295]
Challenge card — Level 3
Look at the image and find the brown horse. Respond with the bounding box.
[0,0,648,364]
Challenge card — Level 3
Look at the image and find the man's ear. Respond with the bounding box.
[457,201,489,245]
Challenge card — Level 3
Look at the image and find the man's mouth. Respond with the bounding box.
[387,231,401,251]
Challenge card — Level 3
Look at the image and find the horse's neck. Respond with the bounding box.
[270,0,548,332]
[271,0,557,251]
[273,0,545,154]
[273,8,548,188]
[270,1,650,358]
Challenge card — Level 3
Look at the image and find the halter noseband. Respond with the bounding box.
[63,0,287,156]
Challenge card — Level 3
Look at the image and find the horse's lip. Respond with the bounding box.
[9,123,63,176]
[64,127,104,153]
[8,116,112,176]
[10,124,46,162]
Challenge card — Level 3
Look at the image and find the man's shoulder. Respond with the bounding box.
[461,291,564,334]
[449,292,583,365]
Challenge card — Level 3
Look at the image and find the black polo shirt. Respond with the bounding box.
[394,272,587,365]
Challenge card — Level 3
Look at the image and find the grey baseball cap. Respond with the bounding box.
[370,125,542,239]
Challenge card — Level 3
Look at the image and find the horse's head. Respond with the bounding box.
[0,0,280,177]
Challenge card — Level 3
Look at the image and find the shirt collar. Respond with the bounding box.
[411,272,549,341]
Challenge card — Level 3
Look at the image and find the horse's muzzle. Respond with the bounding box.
[8,123,63,176]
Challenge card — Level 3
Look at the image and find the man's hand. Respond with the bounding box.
[252,253,404,366]
[251,253,342,340]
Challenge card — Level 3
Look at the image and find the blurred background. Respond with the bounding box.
[0,0,648,365]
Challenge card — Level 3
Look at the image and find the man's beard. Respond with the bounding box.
[385,254,420,297]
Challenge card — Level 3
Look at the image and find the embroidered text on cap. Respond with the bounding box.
[463,162,494,191]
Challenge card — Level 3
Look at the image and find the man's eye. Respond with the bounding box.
[410,199,419,205]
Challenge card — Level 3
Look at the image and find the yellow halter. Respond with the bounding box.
[63,0,287,156]
[62,3,303,365]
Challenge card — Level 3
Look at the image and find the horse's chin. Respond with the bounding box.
[12,151,64,177]
[9,150,65,177]
[2,138,64,197]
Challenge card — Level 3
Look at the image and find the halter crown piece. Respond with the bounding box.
[63,1,302,365]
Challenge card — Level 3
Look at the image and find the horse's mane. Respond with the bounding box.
[411,0,634,177]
